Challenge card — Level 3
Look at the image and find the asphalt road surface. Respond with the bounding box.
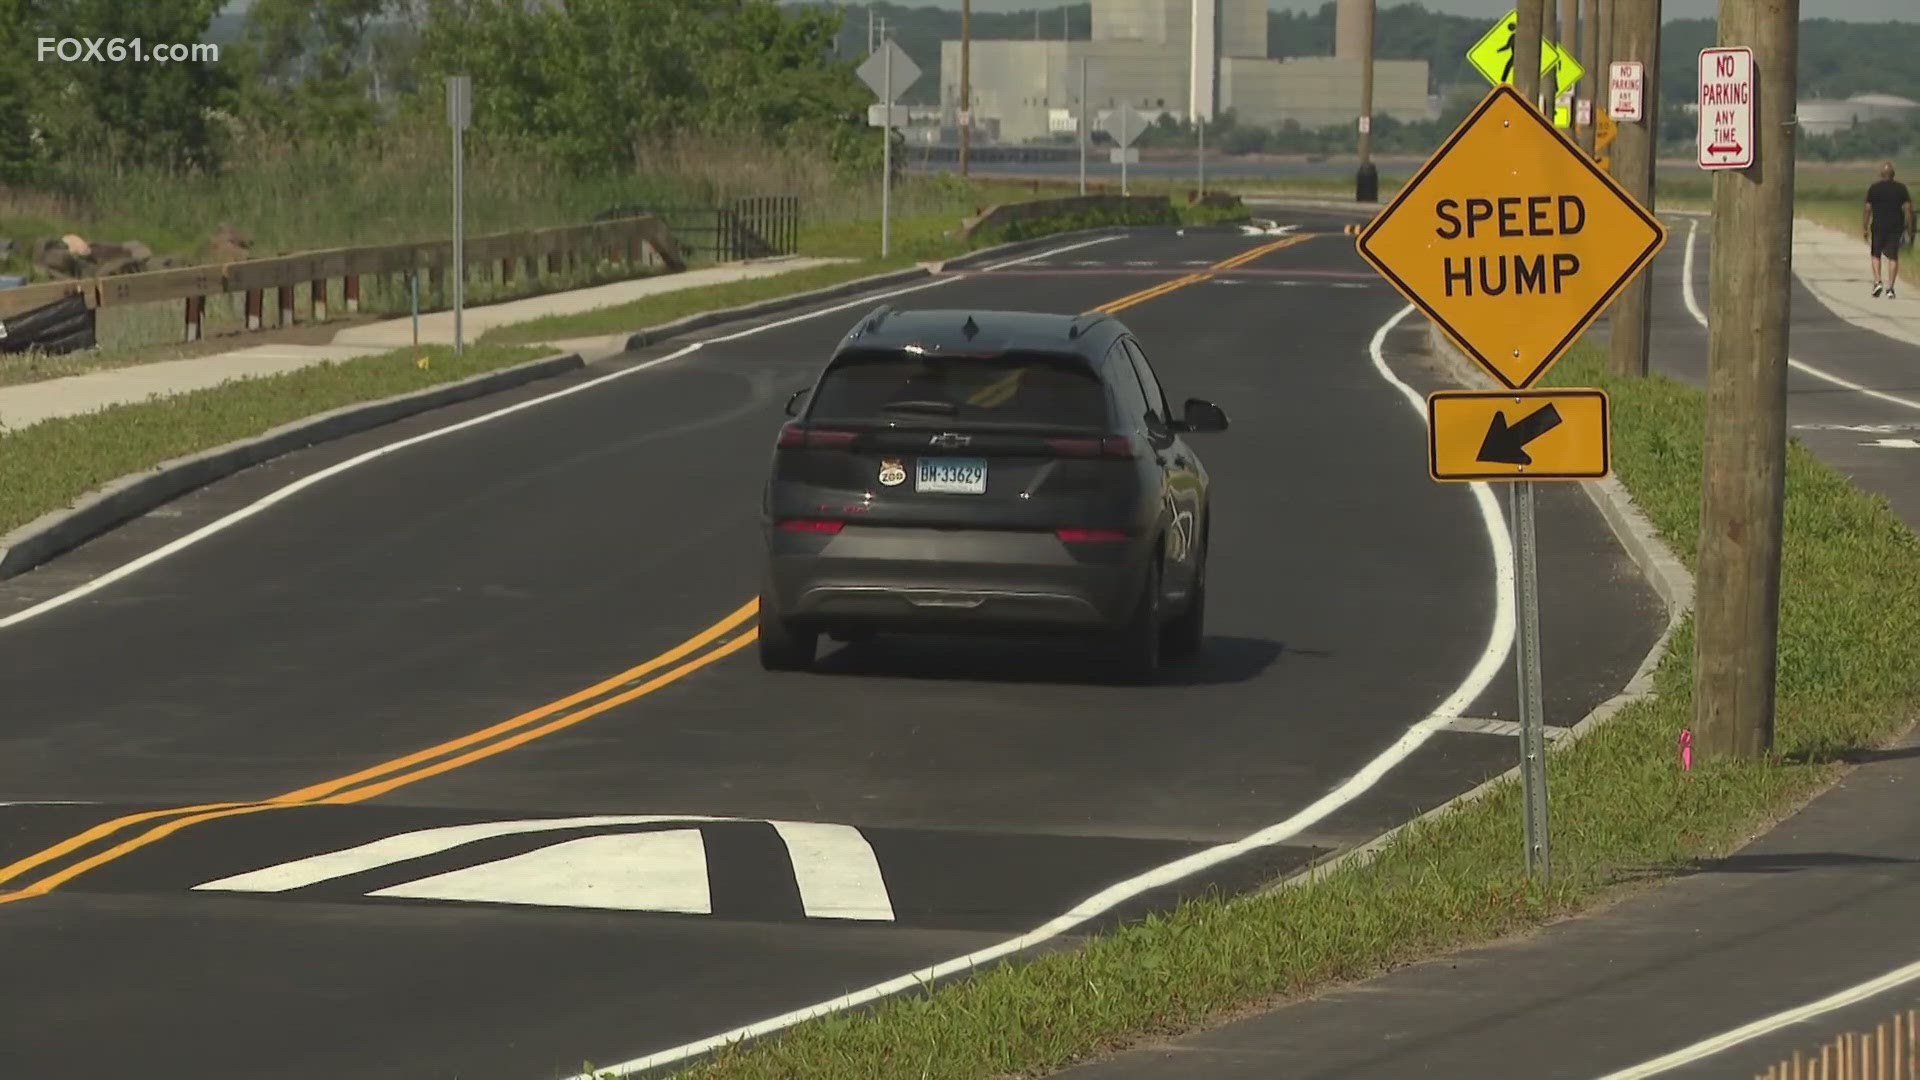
[0,214,1660,1080]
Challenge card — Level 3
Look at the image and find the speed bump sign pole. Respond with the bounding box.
[1353,81,1668,884]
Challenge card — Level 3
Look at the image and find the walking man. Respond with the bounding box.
[1865,161,1914,299]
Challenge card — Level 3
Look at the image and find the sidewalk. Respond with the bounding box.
[1791,217,1920,350]
[0,256,845,431]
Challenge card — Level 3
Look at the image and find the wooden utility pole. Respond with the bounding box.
[1541,0,1557,116]
[1563,0,1581,135]
[1515,0,1545,110]
[960,0,971,177]
[1695,0,1799,762]
[1356,0,1377,202]
[1580,0,1601,154]
[1606,0,1660,376]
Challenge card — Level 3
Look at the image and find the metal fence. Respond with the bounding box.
[596,196,799,264]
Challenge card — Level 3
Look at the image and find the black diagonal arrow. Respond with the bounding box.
[1477,403,1564,465]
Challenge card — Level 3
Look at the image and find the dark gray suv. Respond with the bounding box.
[757,306,1228,684]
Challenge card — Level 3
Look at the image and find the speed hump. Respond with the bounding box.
[1356,83,1666,390]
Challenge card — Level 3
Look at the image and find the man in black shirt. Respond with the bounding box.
[1865,161,1914,299]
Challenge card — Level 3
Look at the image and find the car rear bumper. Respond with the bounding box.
[767,525,1144,632]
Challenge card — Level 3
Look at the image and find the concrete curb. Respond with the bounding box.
[618,227,1133,352]
[0,351,584,581]
[1262,320,1695,894]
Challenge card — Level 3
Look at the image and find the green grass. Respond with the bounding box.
[624,342,1920,1080]
[479,259,909,345]
[0,342,545,536]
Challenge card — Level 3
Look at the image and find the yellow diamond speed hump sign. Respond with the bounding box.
[1356,84,1667,390]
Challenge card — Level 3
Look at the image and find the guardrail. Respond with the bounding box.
[0,214,686,342]
[958,194,1173,242]
[595,196,799,263]
[1756,1007,1918,1079]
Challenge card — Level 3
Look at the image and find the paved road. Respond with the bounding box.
[1055,214,1920,1080]
[0,216,1660,1079]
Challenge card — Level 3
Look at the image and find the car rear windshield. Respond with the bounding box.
[807,348,1110,430]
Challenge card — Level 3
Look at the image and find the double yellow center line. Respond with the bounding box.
[0,230,1320,906]
[1092,232,1314,314]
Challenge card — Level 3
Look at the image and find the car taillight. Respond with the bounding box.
[777,423,858,449]
[1055,528,1130,543]
[778,518,845,534]
[1045,435,1135,459]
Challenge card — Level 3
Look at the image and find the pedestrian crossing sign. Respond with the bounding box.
[1466,9,1585,127]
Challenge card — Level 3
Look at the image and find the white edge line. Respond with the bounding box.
[557,301,1519,1080]
[0,234,1121,634]
[1683,217,1920,412]
[1591,955,1920,1079]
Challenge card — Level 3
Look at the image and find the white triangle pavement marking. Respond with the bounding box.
[192,814,726,893]
[368,830,711,913]
[1861,438,1920,449]
[770,821,894,921]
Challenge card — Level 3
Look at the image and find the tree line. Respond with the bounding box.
[0,0,880,184]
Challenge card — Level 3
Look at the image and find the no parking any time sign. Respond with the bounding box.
[1698,47,1754,169]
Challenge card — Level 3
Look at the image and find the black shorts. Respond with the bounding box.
[1871,226,1907,259]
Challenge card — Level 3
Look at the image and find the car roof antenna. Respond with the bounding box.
[962,315,980,340]
[861,304,894,334]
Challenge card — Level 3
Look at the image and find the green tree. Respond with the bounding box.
[0,0,42,181]
[36,0,235,170]
[234,0,394,144]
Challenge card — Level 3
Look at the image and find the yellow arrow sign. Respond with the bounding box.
[1428,389,1610,482]
[1355,84,1667,389]
[1467,9,1584,126]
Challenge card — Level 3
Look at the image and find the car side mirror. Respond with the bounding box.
[1177,398,1229,433]
[784,388,812,417]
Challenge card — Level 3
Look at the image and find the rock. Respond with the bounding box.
[33,238,81,277]
[0,238,14,261]
[95,255,149,277]
[60,233,89,258]
[206,225,254,264]
[124,240,152,262]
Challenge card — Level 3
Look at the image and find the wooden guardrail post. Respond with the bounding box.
[245,288,263,331]
[311,275,327,321]
[184,295,204,341]
[278,284,295,326]
[344,273,360,313]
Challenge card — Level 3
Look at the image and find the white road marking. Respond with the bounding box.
[1793,422,1920,433]
[1591,955,1920,1079]
[770,821,894,921]
[0,234,1122,633]
[1124,260,1157,266]
[559,302,1519,1079]
[194,813,899,921]
[371,829,712,914]
[1861,438,1920,449]
[1682,218,1920,413]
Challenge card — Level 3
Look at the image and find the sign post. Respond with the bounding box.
[1109,102,1142,195]
[446,75,470,356]
[1356,83,1668,881]
[857,40,921,259]
[1697,46,1755,170]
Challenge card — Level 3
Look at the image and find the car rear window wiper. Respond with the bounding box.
[880,399,960,416]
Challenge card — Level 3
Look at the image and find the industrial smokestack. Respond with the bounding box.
[1335,0,1369,60]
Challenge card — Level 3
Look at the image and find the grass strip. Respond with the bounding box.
[478,259,913,346]
[0,342,544,537]
[629,341,1920,1080]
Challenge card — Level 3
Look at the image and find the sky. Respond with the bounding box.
[940,0,1913,19]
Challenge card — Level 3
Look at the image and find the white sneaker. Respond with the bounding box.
[1874,282,1885,297]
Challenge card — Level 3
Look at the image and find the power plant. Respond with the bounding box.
[938,0,1431,144]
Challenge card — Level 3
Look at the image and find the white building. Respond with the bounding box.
[1797,93,1919,138]
[942,0,1430,144]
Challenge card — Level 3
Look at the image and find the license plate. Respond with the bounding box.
[915,457,987,494]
